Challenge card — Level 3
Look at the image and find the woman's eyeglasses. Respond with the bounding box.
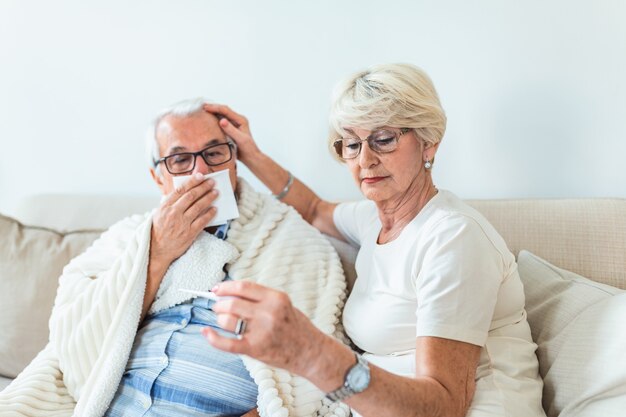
[333,128,411,160]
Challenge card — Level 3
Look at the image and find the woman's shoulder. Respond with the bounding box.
[421,190,512,256]
[336,199,380,230]
[424,190,490,226]
[332,199,379,246]
[337,199,378,218]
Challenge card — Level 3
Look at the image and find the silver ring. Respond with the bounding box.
[234,318,247,337]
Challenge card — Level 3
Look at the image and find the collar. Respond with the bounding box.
[213,221,231,240]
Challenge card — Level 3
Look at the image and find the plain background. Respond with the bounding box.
[1,0,625,217]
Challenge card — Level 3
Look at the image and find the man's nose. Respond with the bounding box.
[192,154,213,175]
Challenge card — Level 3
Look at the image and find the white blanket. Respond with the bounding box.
[0,179,350,417]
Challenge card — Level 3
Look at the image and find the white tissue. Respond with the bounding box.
[171,169,240,226]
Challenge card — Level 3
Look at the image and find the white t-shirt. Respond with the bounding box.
[334,190,545,417]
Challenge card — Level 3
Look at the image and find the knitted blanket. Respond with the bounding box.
[0,179,350,417]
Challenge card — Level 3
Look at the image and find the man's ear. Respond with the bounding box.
[150,167,167,194]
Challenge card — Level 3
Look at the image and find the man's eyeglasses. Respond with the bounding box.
[154,142,235,175]
[333,128,412,160]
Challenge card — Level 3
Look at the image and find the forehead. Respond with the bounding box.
[157,112,225,153]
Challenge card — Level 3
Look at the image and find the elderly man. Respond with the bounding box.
[0,99,349,417]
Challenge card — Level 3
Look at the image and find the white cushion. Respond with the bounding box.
[14,194,158,232]
[0,376,12,391]
[518,250,626,417]
[0,214,102,378]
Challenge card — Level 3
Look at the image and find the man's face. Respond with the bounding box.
[150,111,237,195]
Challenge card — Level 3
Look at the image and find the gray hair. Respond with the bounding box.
[146,97,212,174]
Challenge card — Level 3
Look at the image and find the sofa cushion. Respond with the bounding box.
[0,214,102,378]
[518,250,626,417]
[468,198,626,289]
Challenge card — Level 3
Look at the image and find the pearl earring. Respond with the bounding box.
[424,159,432,170]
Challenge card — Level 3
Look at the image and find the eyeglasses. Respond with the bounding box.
[332,128,412,160]
[154,142,235,175]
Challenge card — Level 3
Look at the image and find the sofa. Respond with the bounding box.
[1,193,625,417]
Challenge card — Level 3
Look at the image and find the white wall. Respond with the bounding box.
[1,0,625,217]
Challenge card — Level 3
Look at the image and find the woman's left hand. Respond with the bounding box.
[202,281,324,375]
[202,103,261,166]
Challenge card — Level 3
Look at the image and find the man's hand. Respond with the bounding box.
[142,173,219,319]
[151,173,219,265]
[203,103,260,166]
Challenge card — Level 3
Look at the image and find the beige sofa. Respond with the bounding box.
[1,194,625,417]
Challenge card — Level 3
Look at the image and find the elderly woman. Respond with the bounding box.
[203,63,546,417]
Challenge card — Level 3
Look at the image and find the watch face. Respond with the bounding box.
[346,364,370,392]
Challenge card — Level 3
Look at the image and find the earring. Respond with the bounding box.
[424,159,432,170]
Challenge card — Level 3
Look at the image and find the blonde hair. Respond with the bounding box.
[328,63,446,159]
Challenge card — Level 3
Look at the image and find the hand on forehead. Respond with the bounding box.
[157,111,226,154]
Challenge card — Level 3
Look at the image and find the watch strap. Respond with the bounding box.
[326,385,354,402]
[325,353,369,402]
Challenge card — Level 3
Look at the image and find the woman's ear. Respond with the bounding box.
[423,142,440,163]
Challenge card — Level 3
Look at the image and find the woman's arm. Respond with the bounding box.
[342,337,480,417]
[205,281,481,417]
[203,103,344,241]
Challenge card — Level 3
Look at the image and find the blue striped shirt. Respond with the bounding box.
[106,223,258,416]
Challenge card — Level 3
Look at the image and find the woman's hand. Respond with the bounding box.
[202,280,328,376]
[203,102,344,241]
[203,103,261,166]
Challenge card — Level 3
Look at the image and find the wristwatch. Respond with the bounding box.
[326,353,371,402]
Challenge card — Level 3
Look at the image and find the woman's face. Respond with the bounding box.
[344,127,432,203]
